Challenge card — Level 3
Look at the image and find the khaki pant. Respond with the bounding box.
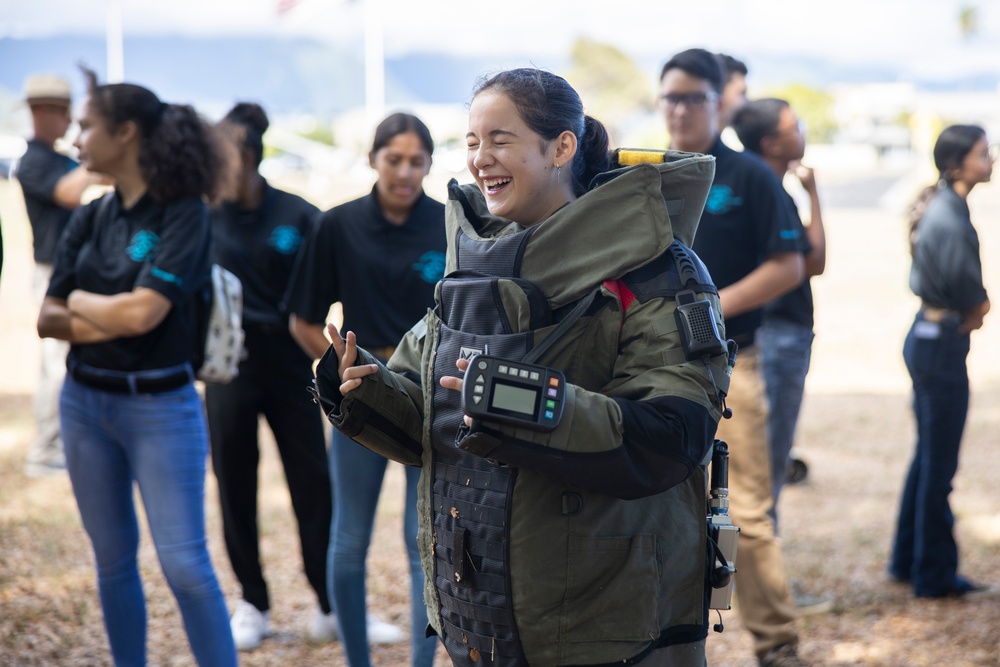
[716,346,798,658]
[26,263,68,470]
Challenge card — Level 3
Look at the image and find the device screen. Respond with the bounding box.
[490,382,538,418]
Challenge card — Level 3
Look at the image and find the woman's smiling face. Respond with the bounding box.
[466,90,571,227]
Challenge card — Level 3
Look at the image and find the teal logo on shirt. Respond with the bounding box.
[413,251,445,283]
[268,226,302,255]
[151,266,183,286]
[705,185,743,215]
[127,230,160,262]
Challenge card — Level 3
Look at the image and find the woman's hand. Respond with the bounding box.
[326,322,378,395]
[960,298,991,334]
[440,357,472,426]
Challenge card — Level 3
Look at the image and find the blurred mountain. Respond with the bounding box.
[2,35,997,119]
[0,35,513,117]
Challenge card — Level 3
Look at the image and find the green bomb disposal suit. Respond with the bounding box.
[314,152,730,666]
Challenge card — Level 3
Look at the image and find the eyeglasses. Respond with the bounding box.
[659,91,719,110]
[770,120,807,138]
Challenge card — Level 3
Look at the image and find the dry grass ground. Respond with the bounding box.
[1,167,999,667]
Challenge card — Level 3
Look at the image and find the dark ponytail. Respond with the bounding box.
[81,65,228,204]
[575,115,611,195]
[907,124,985,254]
[222,102,269,167]
[473,68,612,197]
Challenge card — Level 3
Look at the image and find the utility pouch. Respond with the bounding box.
[675,289,727,360]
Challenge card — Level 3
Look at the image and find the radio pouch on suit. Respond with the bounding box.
[195,264,245,384]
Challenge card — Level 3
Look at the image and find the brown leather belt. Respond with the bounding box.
[920,304,961,323]
[369,346,396,360]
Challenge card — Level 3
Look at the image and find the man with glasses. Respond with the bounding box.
[14,74,102,477]
[659,49,809,667]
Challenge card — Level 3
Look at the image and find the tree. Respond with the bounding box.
[958,4,980,39]
[564,37,656,146]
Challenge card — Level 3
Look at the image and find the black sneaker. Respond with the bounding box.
[917,576,996,600]
[760,643,808,667]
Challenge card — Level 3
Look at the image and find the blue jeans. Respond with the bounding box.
[890,312,970,596]
[757,317,814,527]
[328,428,436,667]
[60,377,237,667]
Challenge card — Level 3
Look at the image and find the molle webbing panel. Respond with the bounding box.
[428,226,535,665]
[456,225,535,277]
[437,278,512,337]
[430,326,530,667]
[432,455,523,666]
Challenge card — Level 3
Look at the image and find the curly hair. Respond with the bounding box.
[472,68,610,197]
[80,65,228,204]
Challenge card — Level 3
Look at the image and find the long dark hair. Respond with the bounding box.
[472,68,611,197]
[372,112,434,156]
[907,124,985,253]
[81,66,228,204]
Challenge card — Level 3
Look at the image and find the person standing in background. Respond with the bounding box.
[715,53,748,131]
[659,48,810,667]
[288,112,444,667]
[731,98,826,526]
[36,66,237,667]
[205,102,335,651]
[889,124,994,600]
[15,74,104,477]
[731,98,833,617]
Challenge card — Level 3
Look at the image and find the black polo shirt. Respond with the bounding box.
[763,191,814,329]
[287,187,446,349]
[910,184,987,312]
[211,182,317,327]
[15,140,79,263]
[47,191,211,371]
[692,137,804,344]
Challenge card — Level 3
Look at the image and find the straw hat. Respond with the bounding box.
[24,74,72,106]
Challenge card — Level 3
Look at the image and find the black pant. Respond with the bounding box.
[205,324,332,613]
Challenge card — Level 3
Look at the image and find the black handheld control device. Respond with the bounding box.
[461,355,566,432]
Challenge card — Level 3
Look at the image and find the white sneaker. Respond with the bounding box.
[366,613,405,645]
[308,608,339,643]
[230,600,270,651]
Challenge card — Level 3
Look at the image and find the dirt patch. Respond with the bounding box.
[2,174,999,666]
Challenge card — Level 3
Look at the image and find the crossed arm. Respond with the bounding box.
[37,288,172,344]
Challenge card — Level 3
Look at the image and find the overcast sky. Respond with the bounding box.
[2,0,999,85]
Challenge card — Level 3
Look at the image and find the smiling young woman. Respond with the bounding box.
[310,68,732,666]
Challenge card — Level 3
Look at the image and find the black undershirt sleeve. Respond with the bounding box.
[460,395,715,500]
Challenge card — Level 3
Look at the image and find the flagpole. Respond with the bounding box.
[106,0,125,82]
[363,0,385,126]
